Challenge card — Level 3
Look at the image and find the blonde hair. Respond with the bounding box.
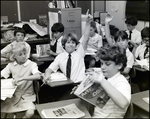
[9,42,28,61]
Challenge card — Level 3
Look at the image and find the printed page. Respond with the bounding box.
[41,103,85,118]
[74,73,110,109]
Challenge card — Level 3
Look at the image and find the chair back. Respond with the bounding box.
[124,102,134,118]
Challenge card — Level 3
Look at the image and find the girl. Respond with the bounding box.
[1,28,31,61]
[1,42,42,118]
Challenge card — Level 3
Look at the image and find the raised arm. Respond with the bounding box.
[105,13,114,46]
[81,9,93,50]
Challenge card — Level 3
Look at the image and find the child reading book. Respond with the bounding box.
[82,44,131,118]
[1,42,42,118]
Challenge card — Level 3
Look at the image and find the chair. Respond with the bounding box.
[124,102,134,118]
[2,80,40,118]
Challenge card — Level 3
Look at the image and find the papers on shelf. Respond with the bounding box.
[1,78,17,100]
[143,97,149,104]
[49,72,67,82]
[41,103,85,118]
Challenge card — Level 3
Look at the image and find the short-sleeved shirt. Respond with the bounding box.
[126,29,141,45]
[48,44,86,83]
[135,44,149,60]
[1,41,31,59]
[93,72,131,118]
[87,33,103,51]
[126,48,134,68]
[1,59,41,112]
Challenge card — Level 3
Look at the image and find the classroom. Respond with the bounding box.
[1,1,149,118]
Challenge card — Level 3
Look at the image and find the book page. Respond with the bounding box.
[74,74,110,109]
[1,78,17,100]
[143,97,149,104]
[41,103,85,118]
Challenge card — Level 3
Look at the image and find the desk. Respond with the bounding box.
[47,79,74,87]
[131,90,149,118]
[36,98,91,118]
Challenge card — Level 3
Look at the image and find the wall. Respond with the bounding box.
[106,1,149,31]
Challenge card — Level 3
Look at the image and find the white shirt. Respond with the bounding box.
[135,44,149,60]
[93,72,131,118]
[50,36,65,54]
[126,28,141,44]
[48,44,86,83]
[126,48,134,68]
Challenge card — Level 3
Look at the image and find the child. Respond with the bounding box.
[48,22,65,57]
[133,27,149,61]
[87,44,131,118]
[1,28,31,61]
[85,21,103,69]
[42,13,93,101]
[105,13,134,80]
[125,15,141,52]
[1,42,42,118]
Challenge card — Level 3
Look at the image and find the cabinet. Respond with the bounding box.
[48,8,81,39]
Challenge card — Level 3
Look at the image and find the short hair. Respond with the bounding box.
[97,44,127,72]
[14,28,26,36]
[51,22,64,33]
[90,21,98,33]
[10,42,28,61]
[61,32,79,49]
[141,27,149,39]
[125,15,138,26]
[114,30,128,42]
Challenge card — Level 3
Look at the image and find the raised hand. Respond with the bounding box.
[105,13,113,23]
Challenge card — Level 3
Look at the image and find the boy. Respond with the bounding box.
[49,22,65,57]
[105,13,134,80]
[87,45,131,118]
[125,15,141,52]
[1,28,31,61]
[133,27,149,61]
[42,13,93,101]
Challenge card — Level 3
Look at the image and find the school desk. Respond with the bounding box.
[36,98,91,118]
[131,90,149,118]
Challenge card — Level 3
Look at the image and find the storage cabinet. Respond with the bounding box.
[48,8,81,39]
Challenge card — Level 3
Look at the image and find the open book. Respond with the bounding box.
[135,59,149,71]
[49,72,68,82]
[74,73,110,109]
[41,103,85,118]
[1,78,17,100]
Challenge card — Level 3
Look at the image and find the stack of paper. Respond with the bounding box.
[41,103,85,118]
[1,78,17,100]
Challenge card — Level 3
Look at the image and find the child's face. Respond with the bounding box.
[65,39,76,53]
[142,37,149,47]
[100,59,122,78]
[126,24,135,31]
[14,51,28,64]
[90,27,95,37]
[52,32,63,40]
[15,32,24,42]
[116,37,128,49]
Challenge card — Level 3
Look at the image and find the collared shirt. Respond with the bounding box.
[126,28,141,45]
[1,41,31,59]
[93,72,131,118]
[135,44,149,60]
[50,36,65,54]
[48,44,86,83]
[126,48,134,68]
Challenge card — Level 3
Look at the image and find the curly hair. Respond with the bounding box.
[61,32,79,49]
[97,44,127,72]
[9,42,28,61]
